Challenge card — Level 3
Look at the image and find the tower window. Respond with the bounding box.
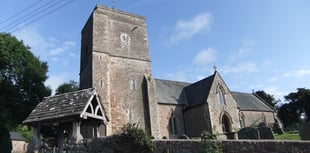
[130,79,136,90]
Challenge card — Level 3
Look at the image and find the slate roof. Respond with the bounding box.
[231,91,273,112]
[10,132,26,141]
[154,73,216,107]
[155,79,190,104]
[183,73,215,107]
[154,71,274,113]
[23,88,104,124]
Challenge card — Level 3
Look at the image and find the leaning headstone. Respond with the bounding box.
[258,126,274,139]
[238,127,259,139]
[299,121,310,140]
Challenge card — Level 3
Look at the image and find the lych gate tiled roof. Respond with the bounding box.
[10,132,26,141]
[232,91,274,112]
[23,88,106,124]
[155,79,190,104]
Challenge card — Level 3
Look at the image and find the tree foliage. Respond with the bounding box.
[0,126,12,153]
[278,88,310,128]
[0,33,51,128]
[55,80,79,95]
[121,123,154,153]
[255,90,275,107]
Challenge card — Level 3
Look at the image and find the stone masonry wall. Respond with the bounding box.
[80,5,152,135]
[240,110,275,128]
[157,104,185,139]
[145,75,161,138]
[69,138,310,153]
[154,139,310,153]
[207,73,240,136]
[183,104,211,137]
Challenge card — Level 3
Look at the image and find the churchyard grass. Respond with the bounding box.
[274,131,300,140]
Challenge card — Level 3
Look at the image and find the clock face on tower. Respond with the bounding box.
[120,33,130,45]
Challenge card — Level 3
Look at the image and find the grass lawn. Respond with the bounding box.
[274,131,301,140]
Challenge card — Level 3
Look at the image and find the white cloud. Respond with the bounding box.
[238,39,255,56]
[263,85,287,101]
[282,69,310,78]
[14,27,55,58]
[49,41,76,55]
[165,71,189,82]
[296,70,310,76]
[222,61,257,74]
[45,73,75,95]
[193,48,216,65]
[69,52,79,58]
[169,13,212,44]
[230,39,255,61]
[281,69,310,78]
[14,27,77,60]
[267,76,278,82]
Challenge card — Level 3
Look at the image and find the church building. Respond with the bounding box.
[24,5,276,142]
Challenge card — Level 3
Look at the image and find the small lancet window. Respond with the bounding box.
[240,112,246,128]
[217,85,226,105]
[169,114,177,134]
[130,79,136,90]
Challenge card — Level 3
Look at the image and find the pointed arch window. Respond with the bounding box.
[169,114,177,134]
[217,85,226,105]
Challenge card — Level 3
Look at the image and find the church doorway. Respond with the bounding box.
[221,113,234,139]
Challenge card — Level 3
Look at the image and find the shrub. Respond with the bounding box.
[200,131,222,153]
[121,123,154,153]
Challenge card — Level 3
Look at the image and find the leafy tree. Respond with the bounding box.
[55,80,79,95]
[278,88,310,128]
[255,90,275,107]
[15,125,33,142]
[0,126,12,153]
[285,88,310,121]
[278,103,301,128]
[0,33,51,129]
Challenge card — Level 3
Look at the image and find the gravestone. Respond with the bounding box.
[299,122,310,140]
[238,127,259,139]
[178,134,190,139]
[258,126,274,139]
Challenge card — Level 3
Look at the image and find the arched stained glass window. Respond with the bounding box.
[217,86,226,105]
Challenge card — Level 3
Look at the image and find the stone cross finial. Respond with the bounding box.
[213,65,217,72]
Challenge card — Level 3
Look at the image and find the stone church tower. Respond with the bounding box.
[80,5,152,135]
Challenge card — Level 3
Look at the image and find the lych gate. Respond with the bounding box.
[23,88,107,153]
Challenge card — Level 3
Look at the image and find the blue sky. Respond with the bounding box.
[1,0,310,102]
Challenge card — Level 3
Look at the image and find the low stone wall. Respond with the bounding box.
[69,137,310,153]
[12,140,27,153]
[154,139,310,153]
